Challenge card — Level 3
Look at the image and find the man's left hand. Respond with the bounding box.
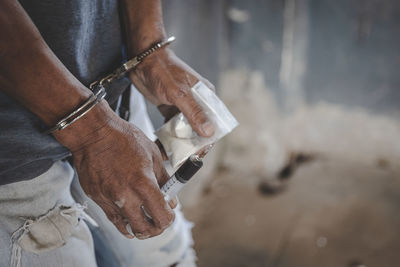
[129,47,215,138]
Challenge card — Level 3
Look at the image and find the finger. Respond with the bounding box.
[119,193,160,239]
[97,201,133,239]
[155,139,169,161]
[153,155,178,209]
[153,152,177,209]
[168,197,178,209]
[173,92,214,137]
[152,150,171,187]
[136,174,175,231]
[145,61,214,137]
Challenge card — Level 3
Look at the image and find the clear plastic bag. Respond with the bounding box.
[156,81,239,168]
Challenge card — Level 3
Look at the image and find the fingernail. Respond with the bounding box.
[202,122,214,137]
[126,223,135,237]
[167,215,176,228]
[135,233,150,240]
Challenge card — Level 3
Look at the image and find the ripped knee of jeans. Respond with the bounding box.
[10,203,88,267]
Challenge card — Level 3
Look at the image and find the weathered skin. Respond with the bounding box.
[0,0,213,240]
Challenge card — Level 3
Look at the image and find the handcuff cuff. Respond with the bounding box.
[45,36,176,134]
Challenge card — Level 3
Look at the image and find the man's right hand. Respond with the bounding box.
[54,101,175,239]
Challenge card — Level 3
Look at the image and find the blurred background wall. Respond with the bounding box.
[160,0,400,114]
[148,1,400,266]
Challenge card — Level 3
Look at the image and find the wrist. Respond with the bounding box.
[133,46,172,75]
[127,26,167,57]
[121,0,167,56]
[53,100,118,152]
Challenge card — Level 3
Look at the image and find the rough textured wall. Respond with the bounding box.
[305,0,400,115]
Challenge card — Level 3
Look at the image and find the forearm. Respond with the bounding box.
[0,0,94,126]
[120,0,167,56]
[0,0,113,148]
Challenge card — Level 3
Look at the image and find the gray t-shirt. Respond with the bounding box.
[0,0,130,185]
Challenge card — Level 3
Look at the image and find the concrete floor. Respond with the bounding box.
[161,2,400,265]
[181,70,400,267]
[185,155,400,267]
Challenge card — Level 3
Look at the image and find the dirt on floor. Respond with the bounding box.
[181,70,400,267]
[185,155,400,267]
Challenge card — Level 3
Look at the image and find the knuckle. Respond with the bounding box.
[106,187,130,205]
[168,86,190,102]
[158,210,175,230]
[175,87,190,98]
[130,222,148,236]
[135,177,155,195]
[190,105,206,123]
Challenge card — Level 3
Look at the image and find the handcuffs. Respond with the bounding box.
[45,36,176,134]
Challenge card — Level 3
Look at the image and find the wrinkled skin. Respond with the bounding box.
[55,47,216,240]
[130,48,216,136]
[68,113,175,239]
[0,0,214,242]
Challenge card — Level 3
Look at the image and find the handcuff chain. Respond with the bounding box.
[89,36,176,90]
[45,36,176,134]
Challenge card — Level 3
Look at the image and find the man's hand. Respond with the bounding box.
[129,48,215,137]
[0,0,177,240]
[54,102,175,239]
[120,0,215,137]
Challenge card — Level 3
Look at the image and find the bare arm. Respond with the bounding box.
[0,0,92,127]
[120,0,167,55]
[0,0,175,239]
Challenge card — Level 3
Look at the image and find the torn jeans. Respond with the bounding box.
[0,85,196,267]
[0,161,97,267]
[73,85,196,267]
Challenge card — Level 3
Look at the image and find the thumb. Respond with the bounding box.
[173,92,214,137]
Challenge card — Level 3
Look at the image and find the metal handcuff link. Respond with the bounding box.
[45,36,175,134]
[89,36,176,90]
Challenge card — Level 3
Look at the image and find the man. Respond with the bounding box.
[0,0,214,266]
